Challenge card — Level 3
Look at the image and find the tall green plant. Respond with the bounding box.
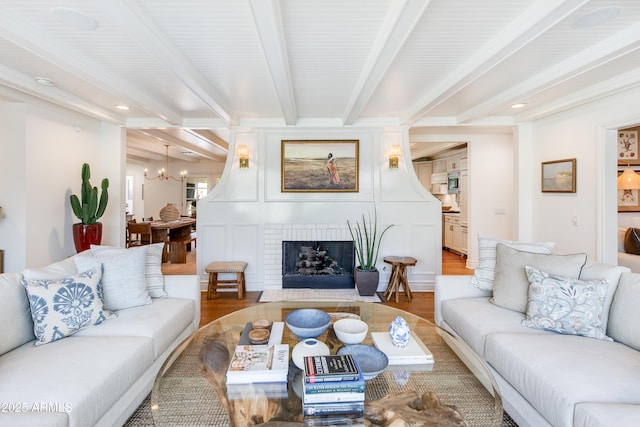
[347,207,393,271]
[69,163,109,224]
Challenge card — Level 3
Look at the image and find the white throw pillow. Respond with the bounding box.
[469,235,555,291]
[522,266,611,341]
[491,244,587,313]
[90,244,167,298]
[22,267,113,346]
[75,247,151,311]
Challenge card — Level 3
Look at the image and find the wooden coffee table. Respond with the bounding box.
[151,301,502,426]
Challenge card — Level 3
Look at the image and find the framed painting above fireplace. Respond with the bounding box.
[281,140,359,192]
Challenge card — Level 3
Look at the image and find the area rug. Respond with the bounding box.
[258,288,381,303]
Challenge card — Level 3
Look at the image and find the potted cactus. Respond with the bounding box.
[347,206,393,296]
[70,163,109,252]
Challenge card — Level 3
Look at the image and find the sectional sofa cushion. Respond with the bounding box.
[491,244,587,313]
[579,263,630,331]
[21,267,113,346]
[522,266,611,341]
[575,403,640,427]
[469,235,554,291]
[90,244,167,298]
[607,273,640,351]
[484,333,640,427]
[0,273,34,356]
[75,247,151,311]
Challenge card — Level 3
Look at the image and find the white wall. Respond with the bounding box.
[196,127,443,292]
[529,86,640,262]
[0,100,124,272]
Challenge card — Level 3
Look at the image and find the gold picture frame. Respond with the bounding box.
[541,158,576,193]
[281,140,359,193]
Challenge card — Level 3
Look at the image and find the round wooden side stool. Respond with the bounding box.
[382,256,417,303]
[205,261,247,299]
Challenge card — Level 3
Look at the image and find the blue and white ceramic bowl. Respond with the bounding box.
[389,316,411,348]
[285,309,331,339]
[337,344,389,380]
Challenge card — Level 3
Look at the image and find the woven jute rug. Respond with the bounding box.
[124,333,519,427]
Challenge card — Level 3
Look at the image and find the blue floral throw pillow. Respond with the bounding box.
[522,266,611,341]
[22,267,114,346]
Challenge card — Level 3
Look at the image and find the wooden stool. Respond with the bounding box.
[383,256,417,303]
[205,261,247,299]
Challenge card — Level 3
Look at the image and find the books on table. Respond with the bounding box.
[225,344,289,384]
[304,354,360,383]
[370,331,434,365]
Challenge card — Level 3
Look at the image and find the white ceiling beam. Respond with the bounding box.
[0,4,184,125]
[515,67,640,122]
[342,0,431,126]
[457,23,640,123]
[131,129,226,161]
[401,0,589,124]
[90,0,234,125]
[249,0,297,125]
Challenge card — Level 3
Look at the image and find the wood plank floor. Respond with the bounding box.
[162,249,472,327]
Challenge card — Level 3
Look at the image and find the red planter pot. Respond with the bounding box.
[72,223,102,253]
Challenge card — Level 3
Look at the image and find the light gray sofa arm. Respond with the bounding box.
[164,274,201,330]
[434,275,491,327]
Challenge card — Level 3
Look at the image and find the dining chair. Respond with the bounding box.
[127,222,152,247]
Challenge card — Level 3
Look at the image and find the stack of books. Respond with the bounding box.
[301,354,365,418]
[225,344,289,384]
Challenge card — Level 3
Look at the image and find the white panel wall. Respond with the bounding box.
[197,127,442,292]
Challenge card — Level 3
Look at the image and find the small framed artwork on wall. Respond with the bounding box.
[618,130,639,165]
[618,169,640,212]
[541,158,576,193]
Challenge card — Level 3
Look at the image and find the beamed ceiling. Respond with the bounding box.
[1,0,639,163]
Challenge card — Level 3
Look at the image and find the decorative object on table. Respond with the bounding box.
[304,353,361,383]
[248,328,270,344]
[292,338,331,370]
[225,344,289,384]
[333,318,368,345]
[337,344,388,380]
[347,206,393,296]
[365,390,467,426]
[371,331,434,365]
[285,308,331,339]
[69,163,109,252]
[159,202,180,221]
[541,158,576,193]
[238,321,284,346]
[389,316,411,348]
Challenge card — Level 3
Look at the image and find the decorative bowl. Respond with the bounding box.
[333,318,368,345]
[285,309,331,339]
[291,338,330,370]
[337,344,388,380]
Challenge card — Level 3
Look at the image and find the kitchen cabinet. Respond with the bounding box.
[447,156,461,172]
[432,159,447,174]
[413,162,432,190]
[443,213,462,254]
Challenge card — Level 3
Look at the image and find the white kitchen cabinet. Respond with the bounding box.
[460,224,468,255]
[447,156,461,172]
[432,159,447,174]
[460,171,468,224]
[413,162,432,190]
[443,214,461,252]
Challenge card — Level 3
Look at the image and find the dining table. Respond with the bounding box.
[147,218,196,263]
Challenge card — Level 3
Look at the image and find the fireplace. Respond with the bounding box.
[282,241,354,289]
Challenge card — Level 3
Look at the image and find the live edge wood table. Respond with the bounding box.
[383,256,417,303]
[149,218,196,263]
[151,301,502,427]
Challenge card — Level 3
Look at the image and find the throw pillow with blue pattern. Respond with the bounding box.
[22,267,114,346]
[522,266,611,341]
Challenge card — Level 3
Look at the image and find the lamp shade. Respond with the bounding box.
[618,168,640,189]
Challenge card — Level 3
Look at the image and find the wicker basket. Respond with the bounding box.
[159,203,180,221]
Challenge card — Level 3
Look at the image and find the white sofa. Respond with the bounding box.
[0,250,201,427]
[435,257,640,427]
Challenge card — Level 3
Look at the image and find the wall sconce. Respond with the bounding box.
[237,145,249,169]
[618,167,640,189]
[389,145,402,169]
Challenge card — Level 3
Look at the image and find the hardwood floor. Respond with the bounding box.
[162,249,472,327]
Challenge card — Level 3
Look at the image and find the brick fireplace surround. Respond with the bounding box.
[263,224,353,290]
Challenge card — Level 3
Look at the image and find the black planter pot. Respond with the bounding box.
[354,267,379,296]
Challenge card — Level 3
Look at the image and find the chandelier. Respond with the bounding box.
[144,144,187,182]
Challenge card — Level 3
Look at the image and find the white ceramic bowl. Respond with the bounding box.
[333,318,368,345]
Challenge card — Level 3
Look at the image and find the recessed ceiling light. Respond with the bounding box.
[35,76,54,86]
[115,104,130,110]
[51,7,99,31]
[573,7,620,28]
[511,103,527,109]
